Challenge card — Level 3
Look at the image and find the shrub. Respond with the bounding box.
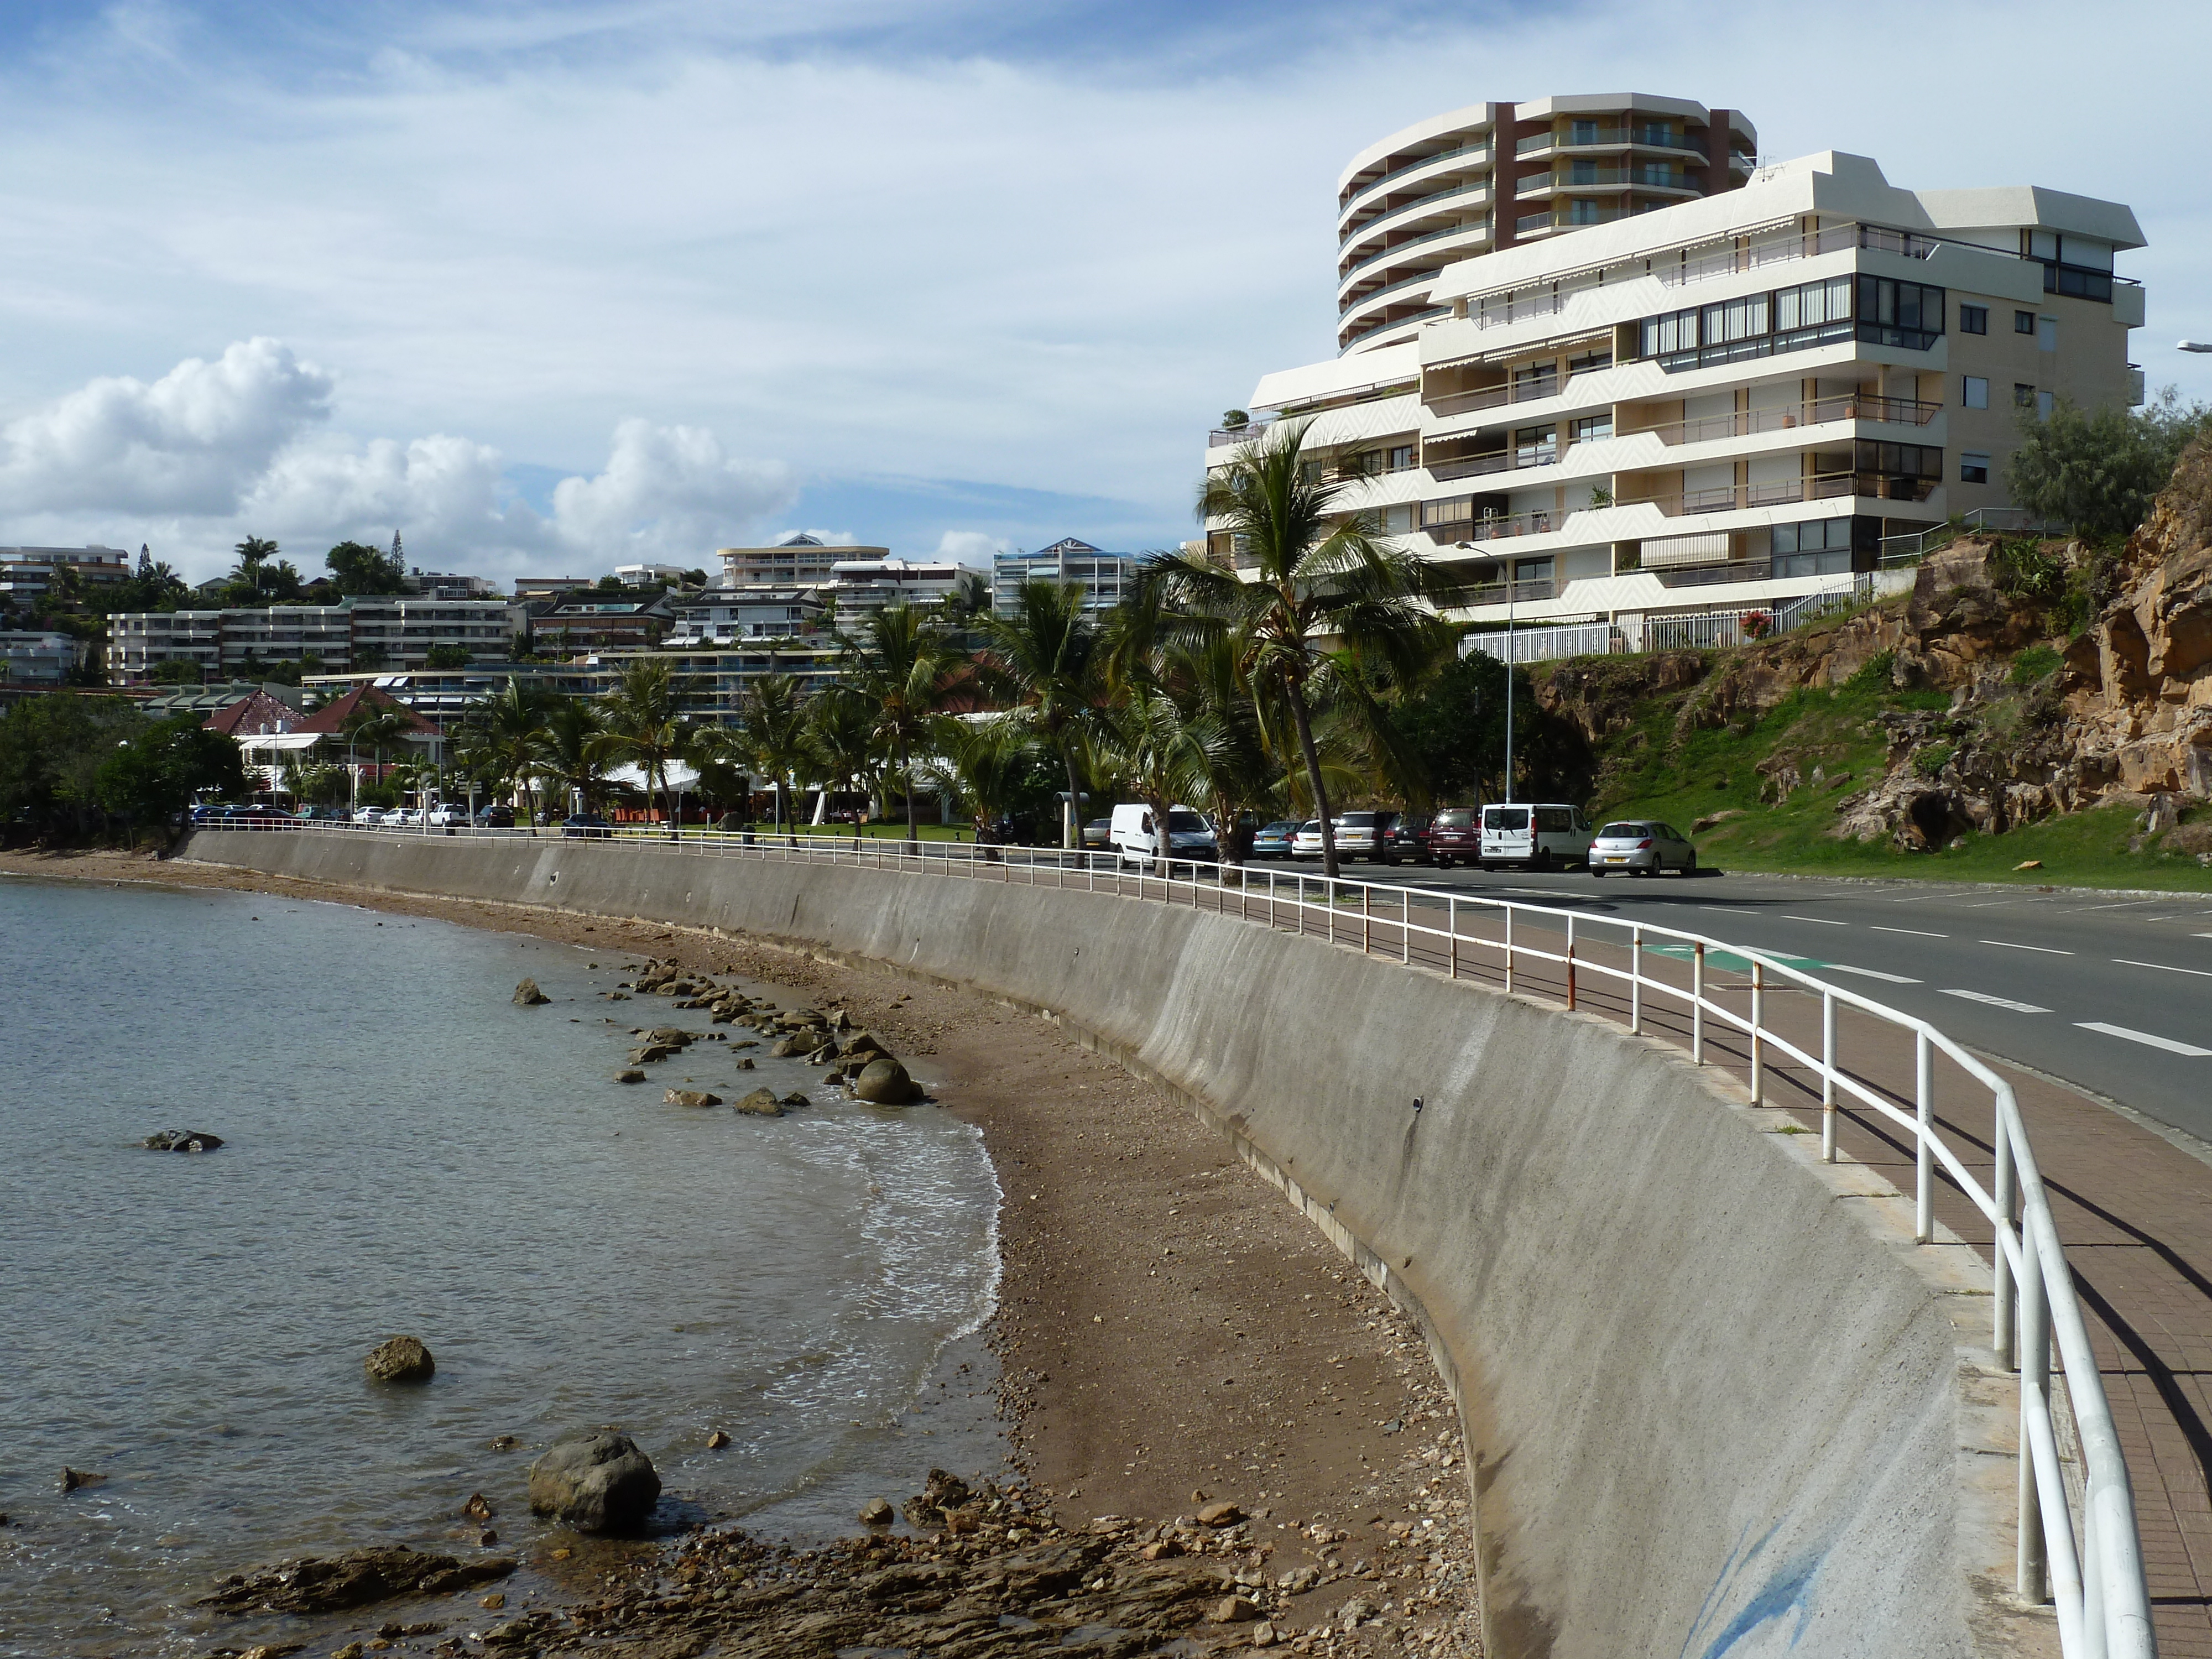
[1845,650,1896,693]
[1989,539,2065,602]
[1913,741,1955,780]
[2005,388,2210,538]
[2009,644,2062,686]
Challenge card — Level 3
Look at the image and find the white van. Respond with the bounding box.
[1479,802,1593,871]
[1109,803,1218,867]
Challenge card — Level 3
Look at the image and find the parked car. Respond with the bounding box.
[1478,802,1593,871]
[349,805,384,825]
[561,813,615,839]
[1418,806,1479,868]
[294,804,344,821]
[1377,812,1425,865]
[473,804,517,828]
[1108,802,1217,867]
[1081,817,1112,849]
[229,805,294,824]
[426,804,468,827]
[1290,820,1326,859]
[1588,820,1698,877]
[1250,820,1300,859]
[1306,809,1397,862]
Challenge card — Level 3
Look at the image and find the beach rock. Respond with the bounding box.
[781,1091,809,1109]
[859,1497,894,1525]
[706,1430,731,1449]
[854,1057,916,1104]
[627,1044,676,1065]
[512,979,549,1006]
[526,1432,660,1532]
[614,1069,646,1084]
[1196,1501,1243,1527]
[60,1467,104,1492]
[364,1335,435,1384]
[1209,1593,1261,1622]
[841,1031,888,1059]
[463,1493,494,1521]
[665,1089,721,1108]
[646,1027,693,1046]
[195,1545,515,1614]
[733,1088,785,1117]
[768,1036,809,1057]
[734,1057,755,1070]
[142,1129,224,1151]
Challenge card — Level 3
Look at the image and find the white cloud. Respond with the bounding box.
[0,337,331,515]
[0,342,795,580]
[934,530,1005,567]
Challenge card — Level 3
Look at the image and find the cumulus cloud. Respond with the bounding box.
[0,337,332,515]
[0,343,795,580]
[933,530,1005,567]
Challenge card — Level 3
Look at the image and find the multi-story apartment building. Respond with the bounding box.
[0,630,85,685]
[529,591,672,653]
[718,534,880,589]
[822,557,968,617]
[990,538,1138,617]
[1212,121,2145,655]
[108,597,525,681]
[0,545,131,606]
[665,587,826,648]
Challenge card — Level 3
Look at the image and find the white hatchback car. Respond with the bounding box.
[1588,819,1698,877]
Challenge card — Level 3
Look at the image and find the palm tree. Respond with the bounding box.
[837,603,960,841]
[1164,420,1452,878]
[598,659,693,836]
[337,702,421,809]
[1159,635,1279,869]
[536,697,622,818]
[804,684,884,828]
[973,578,1103,847]
[738,674,811,834]
[455,676,557,827]
[231,535,279,588]
[1093,686,1205,879]
[928,714,1036,854]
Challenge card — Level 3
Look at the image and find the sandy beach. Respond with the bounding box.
[3,845,1483,1655]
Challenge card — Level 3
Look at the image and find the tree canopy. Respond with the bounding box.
[2006,388,2212,539]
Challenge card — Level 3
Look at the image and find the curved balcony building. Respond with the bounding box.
[1337,95,1757,355]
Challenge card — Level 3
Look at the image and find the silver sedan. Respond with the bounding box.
[1588,820,1698,876]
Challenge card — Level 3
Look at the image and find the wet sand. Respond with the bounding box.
[3,846,1483,1655]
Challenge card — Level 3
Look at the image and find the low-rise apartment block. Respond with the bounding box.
[108,597,525,681]
[1212,106,2145,657]
[1,545,132,606]
[0,630,86,686]
[718,535,876,589]
[823,557,967,617]
[666,587,825,648]
[991,538,1138,617]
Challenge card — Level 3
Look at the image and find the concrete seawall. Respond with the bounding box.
[185,830,2046,1658]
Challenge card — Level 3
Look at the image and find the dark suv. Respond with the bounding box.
[1418,806,1479,868]
[1377,813,1426,865]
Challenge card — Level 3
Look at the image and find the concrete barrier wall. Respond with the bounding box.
[185,831,2041,1659]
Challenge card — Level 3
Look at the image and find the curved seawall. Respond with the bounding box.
[184,830,2046,1658]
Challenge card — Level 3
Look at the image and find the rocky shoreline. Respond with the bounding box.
[1,849,1485,1657]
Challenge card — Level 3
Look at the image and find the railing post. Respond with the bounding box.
[1504,906,1515,995]
[1691,941,1705,1064]
[2018,1237,2051,1604]
[1995,1110,2018,1369]
[1915,1029,1934,1244]
[1449,897,1459,980]
[1328,881,1336,946]
[1629,926,1642,1034]
[1750,958,1765,1103]
[1362,885,1370,954]
[1402,891,1411,965]
[1565,914,1577,1011]
[1820,990,1838,1162]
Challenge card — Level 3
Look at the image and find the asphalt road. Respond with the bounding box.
[1271,858,2212,1146]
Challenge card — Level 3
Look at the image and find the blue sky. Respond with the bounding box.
[1,1,2205,583]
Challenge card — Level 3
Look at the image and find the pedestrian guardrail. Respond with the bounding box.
[195,818,2154,1656]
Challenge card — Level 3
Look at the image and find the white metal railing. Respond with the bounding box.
[194,820,2154,1655]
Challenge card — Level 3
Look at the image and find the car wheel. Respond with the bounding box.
[1590,867,1606,879]
[1682,851,1698,875]
[1533,849,1552,873]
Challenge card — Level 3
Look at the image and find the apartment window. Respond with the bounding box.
[2015,309,2037,334]
[2037,316,2057,352]
[1570,158,1598,184]
[2015,383,2037,409]
[1512,361,1559,395]
[1702,292,1770,345]
[1854,440,1943,479]
[1566,199,1604,225]
[1386,444,1416,472]
[1857,276,1946,347]
[1514,424,1557,463]
[1567,348,1612,375]
[1772,517,1855,577]
[1775,275,1851,331]
[1570,119,1598,144]
[1963,375,1989,409]
[2038,390,2055,421]
[1569,414,1613,444]
[1960,452,1990,484]
[1959,304,1988,335]
[1640,306,1699,357]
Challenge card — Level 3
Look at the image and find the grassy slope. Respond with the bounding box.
[1587,654,2212,894]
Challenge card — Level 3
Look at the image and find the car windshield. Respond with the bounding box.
[1299,821,1321,833]
[1434,809,1474,828]
[1485,807,1529,831]
[1338,812,1378,827]
[1262,821,1296,834]
[1166,812,1208,832]
[1600,822,1652,838]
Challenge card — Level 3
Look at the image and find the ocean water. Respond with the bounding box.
[0,875,1005,1657]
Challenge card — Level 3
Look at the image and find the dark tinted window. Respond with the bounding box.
[1536,807,1571,832]
[1485,807,1528,831]
[1339,811,1379,826]
[1434,809,1474,827]
[1166,812,1207,832]
[1600,822,1651,838]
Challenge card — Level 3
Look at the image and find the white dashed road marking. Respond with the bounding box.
[1825,964,1922,984]
[2112,958,2212,979]
[2076,1022,2212,1058]
[1785,916,1849,925]
[1940,989,2053,1014]
[1873,926,1947,938]
[1982,940,2073,955]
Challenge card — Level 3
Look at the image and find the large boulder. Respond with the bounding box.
[143,1129,223,1151]
[527,1432,660,1532]
[854,1058,917,1104]
[364,1335,435,1384]
[513,979,549,1006]
[665,1089,721,1108]
[732,1088,785,1117]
